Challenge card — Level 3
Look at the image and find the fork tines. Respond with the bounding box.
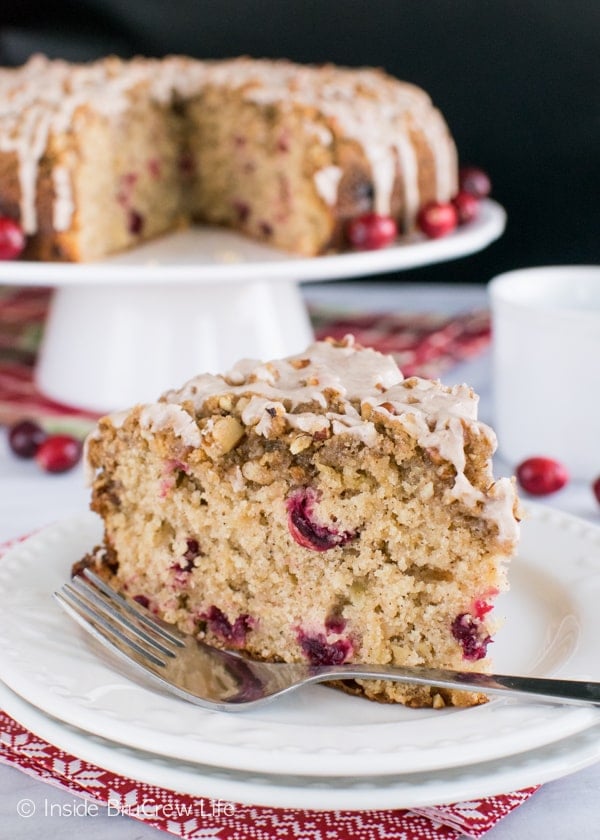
[54,569,184,670]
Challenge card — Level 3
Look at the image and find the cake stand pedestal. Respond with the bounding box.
[36,279,312,412]
[0,200,505,413]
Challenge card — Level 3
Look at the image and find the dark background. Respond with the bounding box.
[1,0,598,284]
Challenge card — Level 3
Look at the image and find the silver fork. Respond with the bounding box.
[54,570,600,712]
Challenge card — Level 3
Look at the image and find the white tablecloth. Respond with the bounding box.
[1,282,598,839]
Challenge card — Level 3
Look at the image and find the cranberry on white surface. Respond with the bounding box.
[516,456,569,496]
[8,420,47,459]
[35,435,83,474]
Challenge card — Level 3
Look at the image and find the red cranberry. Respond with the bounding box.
[178,151,195,175]
[592,476,600,505]
[459,166,492,199]
[232,199,250,223]
[471,589,499,620]
[516,457,569,496]
[451,613,491,661]
[325,613,347,634]
[147,157,161,179]
[296,630,353,666]
[0,217,25,260]
[201,606,254,647]
[8,419,47,458]
[128,210,144,235]
[416,201,458,239]
[276,131,291,153]
[346,212,397,250]
[452,191,480,225]
[287,487,358,551]
[35,434,83,473]
[133,594,150,609]
[172,538,202,573]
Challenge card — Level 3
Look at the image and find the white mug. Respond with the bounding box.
[489,266,600,481]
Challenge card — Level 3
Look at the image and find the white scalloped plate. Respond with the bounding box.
[2,678,600,810]
[0,503,598,779]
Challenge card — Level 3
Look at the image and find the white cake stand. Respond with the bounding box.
[0,200,505,413]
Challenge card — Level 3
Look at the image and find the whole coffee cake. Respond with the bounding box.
[0,55,457,260]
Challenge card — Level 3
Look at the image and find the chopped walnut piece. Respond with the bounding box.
[290,358,311,370]
[419,481,434,501]
[202,416,245,458]
[379,401,397,414]
[241,460,275,485]
[218,395,234,412]
[290,433,313,454]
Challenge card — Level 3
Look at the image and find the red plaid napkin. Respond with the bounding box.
[0,287,490,427]
[309,306,491,378]
[0,287,537,837]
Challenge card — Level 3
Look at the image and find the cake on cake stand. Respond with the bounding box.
[0,200,505,413]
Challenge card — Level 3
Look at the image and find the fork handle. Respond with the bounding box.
[319,665,600,707]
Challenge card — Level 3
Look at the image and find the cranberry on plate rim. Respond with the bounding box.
[0,216,25,261]
[458,165,492,199]
[416,201,458,239]
[415,165,491,240]
[345,212,397,250]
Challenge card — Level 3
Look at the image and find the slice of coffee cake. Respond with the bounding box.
[82,337,519,707]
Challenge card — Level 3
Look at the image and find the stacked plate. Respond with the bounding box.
[0,503,599,810]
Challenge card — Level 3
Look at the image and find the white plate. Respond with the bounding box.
[0,200,504,286]
[0,504,598,779]
[2,677,600,811]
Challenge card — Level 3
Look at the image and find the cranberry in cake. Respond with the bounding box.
[82,337,519,708]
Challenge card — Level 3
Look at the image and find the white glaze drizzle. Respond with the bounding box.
[138,404,201,447]
[313,165,343,206]
[52,166,74,231]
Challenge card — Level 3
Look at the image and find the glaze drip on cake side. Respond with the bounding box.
[0,55,457,245]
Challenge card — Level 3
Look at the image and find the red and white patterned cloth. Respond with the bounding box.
[310,306,491,379]
[0,286,491,427]
[0,691,537,840]
[0,286,538,837]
